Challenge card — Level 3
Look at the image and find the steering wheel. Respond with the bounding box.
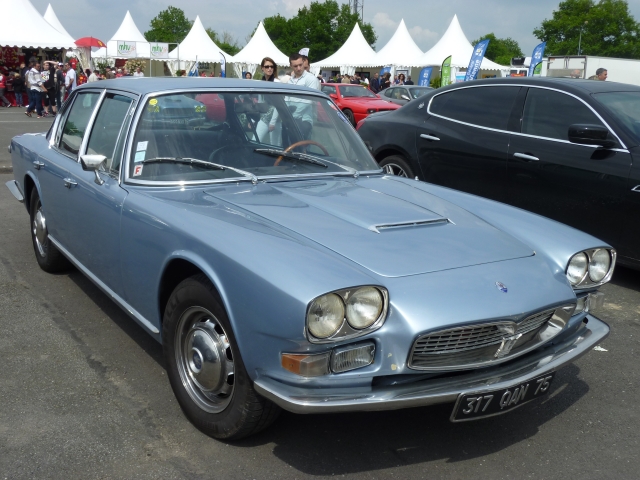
[274,140,330,166]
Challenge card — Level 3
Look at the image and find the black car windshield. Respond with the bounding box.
[338,86,377,98]
[592,91,640,144]
[409,87,432,99]
[129,91,379,183]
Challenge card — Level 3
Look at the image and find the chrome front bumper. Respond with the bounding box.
[254,314,609,414]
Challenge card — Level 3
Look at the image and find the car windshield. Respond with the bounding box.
[592,91,640,144]
[409,87,432,99]
[339,86,377,98]
[129,91,380,183]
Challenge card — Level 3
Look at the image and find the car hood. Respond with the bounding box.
[343,98,398,109]
[202,177,533,278]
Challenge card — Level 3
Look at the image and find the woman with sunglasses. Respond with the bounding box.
[256,57,282,146]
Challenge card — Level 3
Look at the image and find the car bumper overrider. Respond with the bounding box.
[254,313,609,415]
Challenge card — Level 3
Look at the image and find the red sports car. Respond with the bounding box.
[320,83,400,125]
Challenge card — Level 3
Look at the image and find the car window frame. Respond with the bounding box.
[427,83,627,151]
[384,88,394,98]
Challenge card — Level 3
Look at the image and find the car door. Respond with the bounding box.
[417,85,521,203]
[43,91,102,246]
[507,87,631,247]
[64,91,137,294]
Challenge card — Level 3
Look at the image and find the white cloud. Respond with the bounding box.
[281,0,308,14]
[372,12,398,30]
[409,25,439,43]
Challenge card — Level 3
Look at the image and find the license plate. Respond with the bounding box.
[450,372,555,422]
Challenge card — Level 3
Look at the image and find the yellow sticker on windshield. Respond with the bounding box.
[149,99,158,105]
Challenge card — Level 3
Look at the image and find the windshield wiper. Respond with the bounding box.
[255,149,360,178]
[140,157,258,184]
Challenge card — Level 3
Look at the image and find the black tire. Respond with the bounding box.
[379,155,416,178]
[29,189,71,273]
[163,274,281,440]
[343,108,355,126]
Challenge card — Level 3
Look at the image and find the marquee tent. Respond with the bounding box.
[94,11,151,59]
[374,19,424,68]
[230,22,289,78]
[417,15,506,72]
[168,16,226,74]
[311,23,378,76]
[43,4,74,40]
[0,0,75,49]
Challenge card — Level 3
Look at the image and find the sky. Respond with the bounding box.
[30,0,640,57]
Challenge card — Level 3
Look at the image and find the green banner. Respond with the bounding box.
[533,63,542,75]
[441,55,452,87]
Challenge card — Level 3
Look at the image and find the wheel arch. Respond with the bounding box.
[374,147,413,164]
[23,172,39,213]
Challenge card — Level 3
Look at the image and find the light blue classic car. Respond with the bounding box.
[6,78,615,439]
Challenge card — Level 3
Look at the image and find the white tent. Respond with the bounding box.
[0,0,75,48]
[94,11,151,59]
[230,22,289,78]
[311,23,378,76]
[375,19,424,68]
[43,4,74,40]
[168,16,226,74]
[417,15,506,72]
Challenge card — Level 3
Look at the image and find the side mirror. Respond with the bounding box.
[329,93,338,99]
[80,154,107,185]
[568,124,616,148]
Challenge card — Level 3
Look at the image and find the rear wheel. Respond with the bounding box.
[379,155,415,178]
[29,190,71,273]
[343,108,355,126]
[163,274,280,440]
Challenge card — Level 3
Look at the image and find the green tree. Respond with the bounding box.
[144,6,192,44]
[533,0,640,58]
[205,28,241,56]
[263,0,377,62]
[470,33,524,65]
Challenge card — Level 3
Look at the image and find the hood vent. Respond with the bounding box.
[371,218,451,234]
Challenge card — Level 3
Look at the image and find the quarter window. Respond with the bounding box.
[59,92,101,156]
[429,86,520,131]
[383,88,394,98]
[521,88,604,141]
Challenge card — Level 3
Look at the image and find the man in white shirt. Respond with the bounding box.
[88,70,99,82]
[288,53,320,90]
[64,63,76,96]
[133,67,144,78]
[288,53,320,139]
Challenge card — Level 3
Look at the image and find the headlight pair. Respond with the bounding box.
[306,286,388,342]
[566,248,616,288]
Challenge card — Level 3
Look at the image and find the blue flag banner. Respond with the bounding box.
[528,42,546,77]
[219,52,226,78]
[464,39,490,81]
[380,66,391,76]
[188,61,199,77]
[418,67,433,87]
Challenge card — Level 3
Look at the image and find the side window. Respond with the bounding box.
[86,93,135,173]
[522,88,604,141]
[429,86,520,131]
[384,88,394,98]
[59,92,101,156]
[321,85,336,95]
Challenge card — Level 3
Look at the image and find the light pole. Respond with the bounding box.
[578,20,588,55]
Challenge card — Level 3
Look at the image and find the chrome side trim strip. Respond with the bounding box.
[5,180,25,202]
[254,314,609,414]
[48,236,160,335]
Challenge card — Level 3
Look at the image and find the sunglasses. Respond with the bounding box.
[262,65,275,69]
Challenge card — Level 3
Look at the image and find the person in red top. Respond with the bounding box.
[0,69,11,107]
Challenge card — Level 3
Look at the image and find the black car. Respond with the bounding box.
[357,77,640,268]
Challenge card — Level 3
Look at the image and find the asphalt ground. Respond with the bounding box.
[1,116,639,479]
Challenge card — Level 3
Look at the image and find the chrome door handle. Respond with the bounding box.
[632,185,640,193]
[420,134,440,141]
[63,178,77,189]
[513,153,540,162]
[33,160,45,170]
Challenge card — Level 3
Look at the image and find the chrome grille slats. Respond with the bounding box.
[412,324,505,354]
[516,309,554,336]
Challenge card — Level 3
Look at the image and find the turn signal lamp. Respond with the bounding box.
[281,352,330,377]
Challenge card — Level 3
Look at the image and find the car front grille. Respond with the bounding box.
[408,307,569,371]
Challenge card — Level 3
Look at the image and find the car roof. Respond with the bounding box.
[74,77,323,95]
[447,77,640,95]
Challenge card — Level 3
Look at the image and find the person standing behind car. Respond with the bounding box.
[256,56,282,146]
[381,72,391,90]
[12,72,24,107]
[0,70,11,107]
[55,63,65,110]
[25,60,44,118]
[42,60,57,115]
[64,62,76,98]
[369,72,380,93]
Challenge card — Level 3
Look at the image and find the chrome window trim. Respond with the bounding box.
[121,87,377,186]
[78,89,107,160]
[426,83,628,150]
[51,92,79,159]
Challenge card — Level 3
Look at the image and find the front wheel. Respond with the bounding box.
[163,274,280,439]
[379,155,416,178]
[343,108,355,126]
[29,189,71,273]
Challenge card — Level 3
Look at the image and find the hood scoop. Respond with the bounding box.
[372,218,451,233]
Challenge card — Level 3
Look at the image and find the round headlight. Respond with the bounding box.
[589,249,611,282]
[346,287,383,329]
[307,294,344,338]
[567,252,588,285]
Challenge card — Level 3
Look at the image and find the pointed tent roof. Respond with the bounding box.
[94,11,150,58]
[0,0,75,48]
[231,22,289,66]
[312,23,378,68]
[375,20,424,67]
[418,15,506,71]
[169,16,226,62]
[43,4,74,40]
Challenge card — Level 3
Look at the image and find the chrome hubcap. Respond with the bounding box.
[176,307,235,413]
[33,208,48,257]
[383,163,408,177]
